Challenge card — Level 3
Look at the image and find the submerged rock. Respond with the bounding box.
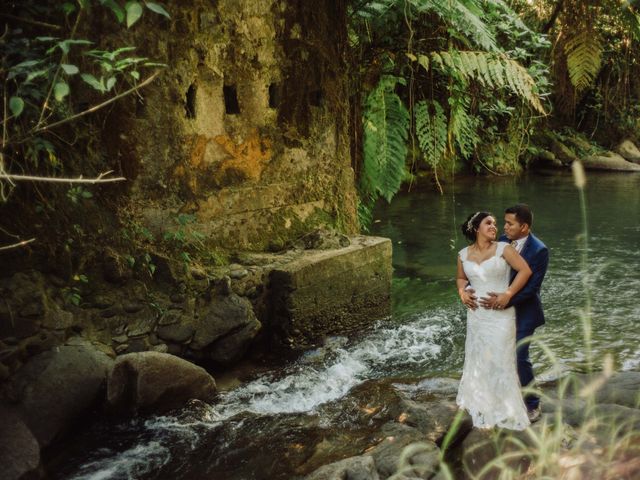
[107,351,217,415]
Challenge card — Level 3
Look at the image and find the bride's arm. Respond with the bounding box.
[492,245,532,309]
[457,257,477,310]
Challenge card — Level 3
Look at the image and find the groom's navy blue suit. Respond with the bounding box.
[500,233,549,410]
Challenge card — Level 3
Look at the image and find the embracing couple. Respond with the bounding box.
[456,204,549,430]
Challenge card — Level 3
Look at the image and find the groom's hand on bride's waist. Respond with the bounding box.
[480,292,510,310]
[459,287,478,310]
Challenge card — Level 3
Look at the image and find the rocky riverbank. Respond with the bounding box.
[531,132,640,172]
[3,339,638,480]
[301,370,640,480]
[0,232,392,479]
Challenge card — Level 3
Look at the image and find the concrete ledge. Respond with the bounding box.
[267,236,392,350]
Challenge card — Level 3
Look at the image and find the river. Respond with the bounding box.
[49,172,640,479]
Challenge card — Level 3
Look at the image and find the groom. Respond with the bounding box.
[481,203,549,422]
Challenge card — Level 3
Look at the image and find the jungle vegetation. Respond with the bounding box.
[350,0,640,226]
[1,0,640,233]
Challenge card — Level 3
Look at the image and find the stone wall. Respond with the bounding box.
[0,235,393,381]
[100,0,358,250]
[0,1,383,384]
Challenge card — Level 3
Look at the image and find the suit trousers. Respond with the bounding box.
[516,324,539,410]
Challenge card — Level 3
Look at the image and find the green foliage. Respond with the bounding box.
[66,186,93,203]
[1,1,170,201]
[359,75,410,228]
[415,100,447,170]
[448,86,480,160]
[163,214,206,269]
[564,30,603,94]
[409,0,499,52]
[431,50,546,114]
[350,0,551,210]
[62,273,88,306]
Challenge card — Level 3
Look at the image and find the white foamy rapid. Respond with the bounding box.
[211,311,453,419]
[69,442,170,480]
[64,309,455,480]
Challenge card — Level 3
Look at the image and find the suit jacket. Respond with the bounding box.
[500,233,549,330]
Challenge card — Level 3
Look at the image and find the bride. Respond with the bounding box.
[456,211,532,430]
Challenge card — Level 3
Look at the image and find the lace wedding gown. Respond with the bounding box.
[457,241,530,430]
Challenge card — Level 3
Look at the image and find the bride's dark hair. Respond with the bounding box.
[461,211,493,242]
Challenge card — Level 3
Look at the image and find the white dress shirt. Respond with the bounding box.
[511,236,528,253]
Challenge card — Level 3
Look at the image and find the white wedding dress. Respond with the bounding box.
[457,241,530,430]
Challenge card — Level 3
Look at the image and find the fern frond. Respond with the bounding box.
[415,100,447,169]
[410,0,498,52]
[361,75,410,208]
[433,51,546,114]
[449,93,480,159]
[564,30,602,93]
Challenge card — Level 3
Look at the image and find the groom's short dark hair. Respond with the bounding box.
[505,203,533,227]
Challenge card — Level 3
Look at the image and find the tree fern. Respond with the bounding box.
[432,50,545,114]
[359,75,410,227]
[409,0,498,52]
[564,30,602,94]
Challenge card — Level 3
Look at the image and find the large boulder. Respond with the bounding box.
[107,351,217,414]
[209,319,262,365]
[1,344,113,448]
[461,428,531,479]
[0,405,40,480]
[615,139,640,164]
[304,455,380,480]
[189,293,261,364]
[581,152,640,171]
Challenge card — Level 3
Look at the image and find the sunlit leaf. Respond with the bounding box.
[9,96,25,117]
[25,69,49,83]
[54,81,70,101]
[106,77,116,91]
[81,73,106,92]
[417,54,429,71]
[146,2,170,18]
[61,63,79,75]
[13,60,42,69]
[130,71,140,80]
[125,1,143,27]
